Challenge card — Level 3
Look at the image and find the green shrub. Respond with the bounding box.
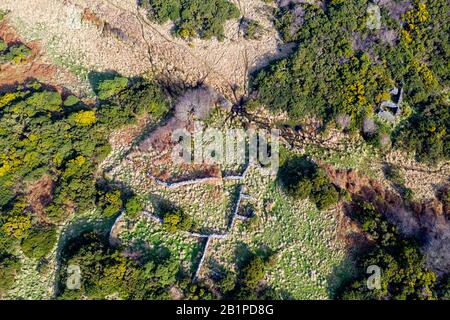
[141,0,181,23]
[0,184,15,208]
[338,201,437,300]
[97,189,123,218]
[96,76,129,100]
[58,231,183,300]
[351,201,398,247]
[242,18,263,40]
[97,77,169,126]
[183,283,213,300]
[217,271,236,295]
[124,195,143,218]
[0,253,20,295]
[20,227,57,259]
[240,256,266,288]
[5,44,31,63]
[162,210,193,233]
[278,155,340,210]
[340,244,436,300]
[312,181,339,211]
[63,95,80,107]
[395,99,449,164]
[25,90,63,112]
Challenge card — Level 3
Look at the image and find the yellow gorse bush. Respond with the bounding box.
[2,216,32,239]
[402,2,429,44]
[73,110,97,126]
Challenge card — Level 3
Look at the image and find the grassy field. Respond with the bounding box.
[117,214,204,274]
[203,178,352,299]
[102,110,356,299]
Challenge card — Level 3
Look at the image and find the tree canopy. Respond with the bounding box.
[140,0,240,40]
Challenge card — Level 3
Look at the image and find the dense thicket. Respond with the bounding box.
[278,154,341,210]
[58,232,183,299]
[394,98,449,164]
[58,231,215,300]
[338,201,438,300]
[253,0,449,163]
[139,0,240,40]
[0,76,168,290]
[0,253,20,295]
[215,250,277,300]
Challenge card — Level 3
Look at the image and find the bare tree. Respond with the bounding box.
[175,86,221,121]
[363,117,377,135]
[336,113,351,130]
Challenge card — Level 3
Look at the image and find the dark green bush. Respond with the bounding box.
[240,256,266,288]
[125,195,144,218]
[0,76,169,255]
[96,76,129,100]
[395,99,449,164]
[141,0,240,40]
[278,155,340,210]
[338,200,437,300]
[20,227,57,259]
[0,253,20,295]
[58,231,184,300]
[242,18,263,40]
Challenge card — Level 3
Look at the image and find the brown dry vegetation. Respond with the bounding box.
[134,87,230,183]
[0,20,55,88]
[323,164,450,275]
[0,18,82,95]
[26,175,54,223]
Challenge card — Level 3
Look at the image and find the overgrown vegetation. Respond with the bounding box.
[253,0,449,163]
[140,0,240,40]
[58,231,213,300]
[278,153,340,210]
[1,0,448,301]
[20,226,57,259]
[0,253,20,296]
[0,37,32,64]
[394,98,449,163]
[162,209,193,233]
[216,250,277,300]
[58,231,178,299]
[0,75,169,291]
[242,18,264,40]
[338,201,439,300]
